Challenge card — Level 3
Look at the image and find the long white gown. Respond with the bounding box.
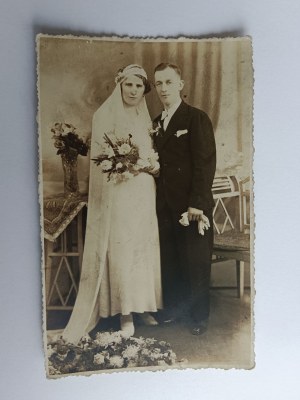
[62,84,162,344]
[95,115,162,317]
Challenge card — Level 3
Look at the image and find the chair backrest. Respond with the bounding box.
[212,175,249,234]
[212,176,240,198]
[239,176,251,233]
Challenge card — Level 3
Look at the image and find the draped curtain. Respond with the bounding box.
[38,37,253,197]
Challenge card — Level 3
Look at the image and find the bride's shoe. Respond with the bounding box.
[120,314,135,337]
[139,312,159,326]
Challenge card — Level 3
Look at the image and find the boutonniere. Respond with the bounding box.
[175,129,188,138]
[149,121,163,137]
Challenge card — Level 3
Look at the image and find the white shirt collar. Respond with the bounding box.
[163,99,182,120]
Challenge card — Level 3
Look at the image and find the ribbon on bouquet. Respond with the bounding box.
[179,211,210,235]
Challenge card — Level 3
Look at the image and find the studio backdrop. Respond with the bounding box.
[38,36,253,197]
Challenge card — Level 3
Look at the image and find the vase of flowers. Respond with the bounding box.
[51,123,90,196]
[61,149,79,195]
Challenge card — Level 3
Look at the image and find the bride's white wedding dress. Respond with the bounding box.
[95,115,162,318]
[62,83,162,344]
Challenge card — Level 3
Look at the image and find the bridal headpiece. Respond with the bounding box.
[115,64,148,84]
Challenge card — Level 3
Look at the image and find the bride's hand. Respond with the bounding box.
[148,161,160,176]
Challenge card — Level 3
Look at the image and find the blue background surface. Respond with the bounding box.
[0,0,299,398]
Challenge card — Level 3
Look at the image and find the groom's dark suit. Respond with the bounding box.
[153,100,216,323]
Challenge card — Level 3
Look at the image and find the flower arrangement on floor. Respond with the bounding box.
[92,133,160,184]
[51,123,90,195]
[47,331,177,375]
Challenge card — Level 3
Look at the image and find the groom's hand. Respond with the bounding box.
[188,207,203,222]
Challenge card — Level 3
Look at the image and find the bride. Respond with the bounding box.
[62,64,162,343]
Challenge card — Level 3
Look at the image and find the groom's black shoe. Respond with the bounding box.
[156,310,178,325]
[190,319,208,336]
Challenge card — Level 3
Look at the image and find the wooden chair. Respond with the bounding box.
[211,176,251,298]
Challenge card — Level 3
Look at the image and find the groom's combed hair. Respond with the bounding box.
[154,63,182,78]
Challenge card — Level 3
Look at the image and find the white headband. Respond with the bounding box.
[115,64,148,84]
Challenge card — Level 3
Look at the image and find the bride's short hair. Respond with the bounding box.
[134,74,151,94]
[116,66,151,94]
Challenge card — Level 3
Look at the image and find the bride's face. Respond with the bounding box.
[121,75,145,107]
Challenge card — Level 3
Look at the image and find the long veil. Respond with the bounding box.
[62,82,151,344]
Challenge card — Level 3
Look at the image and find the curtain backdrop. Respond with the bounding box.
[38,37,253,197]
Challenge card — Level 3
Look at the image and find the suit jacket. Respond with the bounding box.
[153,101,216,213]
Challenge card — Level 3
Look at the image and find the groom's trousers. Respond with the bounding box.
[157,203,214,323]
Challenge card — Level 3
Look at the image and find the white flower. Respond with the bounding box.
[100,144,115,158]
[116,162,123,169]
[94,353,105,365]
[122,171,133,180]
[109,355,124,368]
[100,160,113,171]
[159,341,167,346]
[145,338,156,345]
[149,122,161,136]
[95,332,114,347]
[137,158,151,169]
[110,331,123,344]
[149,348,162,360]
[122,345,139,360]
[148,149,159,162]
[47,346,56,358]
[141,348,151,357]
[62,123,76,133]
[118,143,131,155]
[115,72,124,84]
[131,337,145,345]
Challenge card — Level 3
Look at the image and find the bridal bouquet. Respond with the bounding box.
[47,332,177,375]
[92,133,160,183]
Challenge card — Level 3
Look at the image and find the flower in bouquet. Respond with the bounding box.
[51,122,90,158]
[101,160,113,172]
[99,142,115,158]
[92,133,159,183]
[118,143,131,155]
[136,158,151,169]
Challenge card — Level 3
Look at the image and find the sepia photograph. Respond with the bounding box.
[37,35,254,378]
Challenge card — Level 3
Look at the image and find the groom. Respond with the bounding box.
[153,63,216,335]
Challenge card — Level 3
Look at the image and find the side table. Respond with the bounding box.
[43,194,87,310]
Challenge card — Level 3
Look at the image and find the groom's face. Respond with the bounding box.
[154,67,184,109]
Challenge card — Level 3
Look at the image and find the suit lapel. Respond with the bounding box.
[156,101,189,150]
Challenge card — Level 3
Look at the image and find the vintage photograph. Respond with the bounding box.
[37,35,254,378]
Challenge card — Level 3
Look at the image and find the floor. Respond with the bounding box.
[47,261,254,370]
